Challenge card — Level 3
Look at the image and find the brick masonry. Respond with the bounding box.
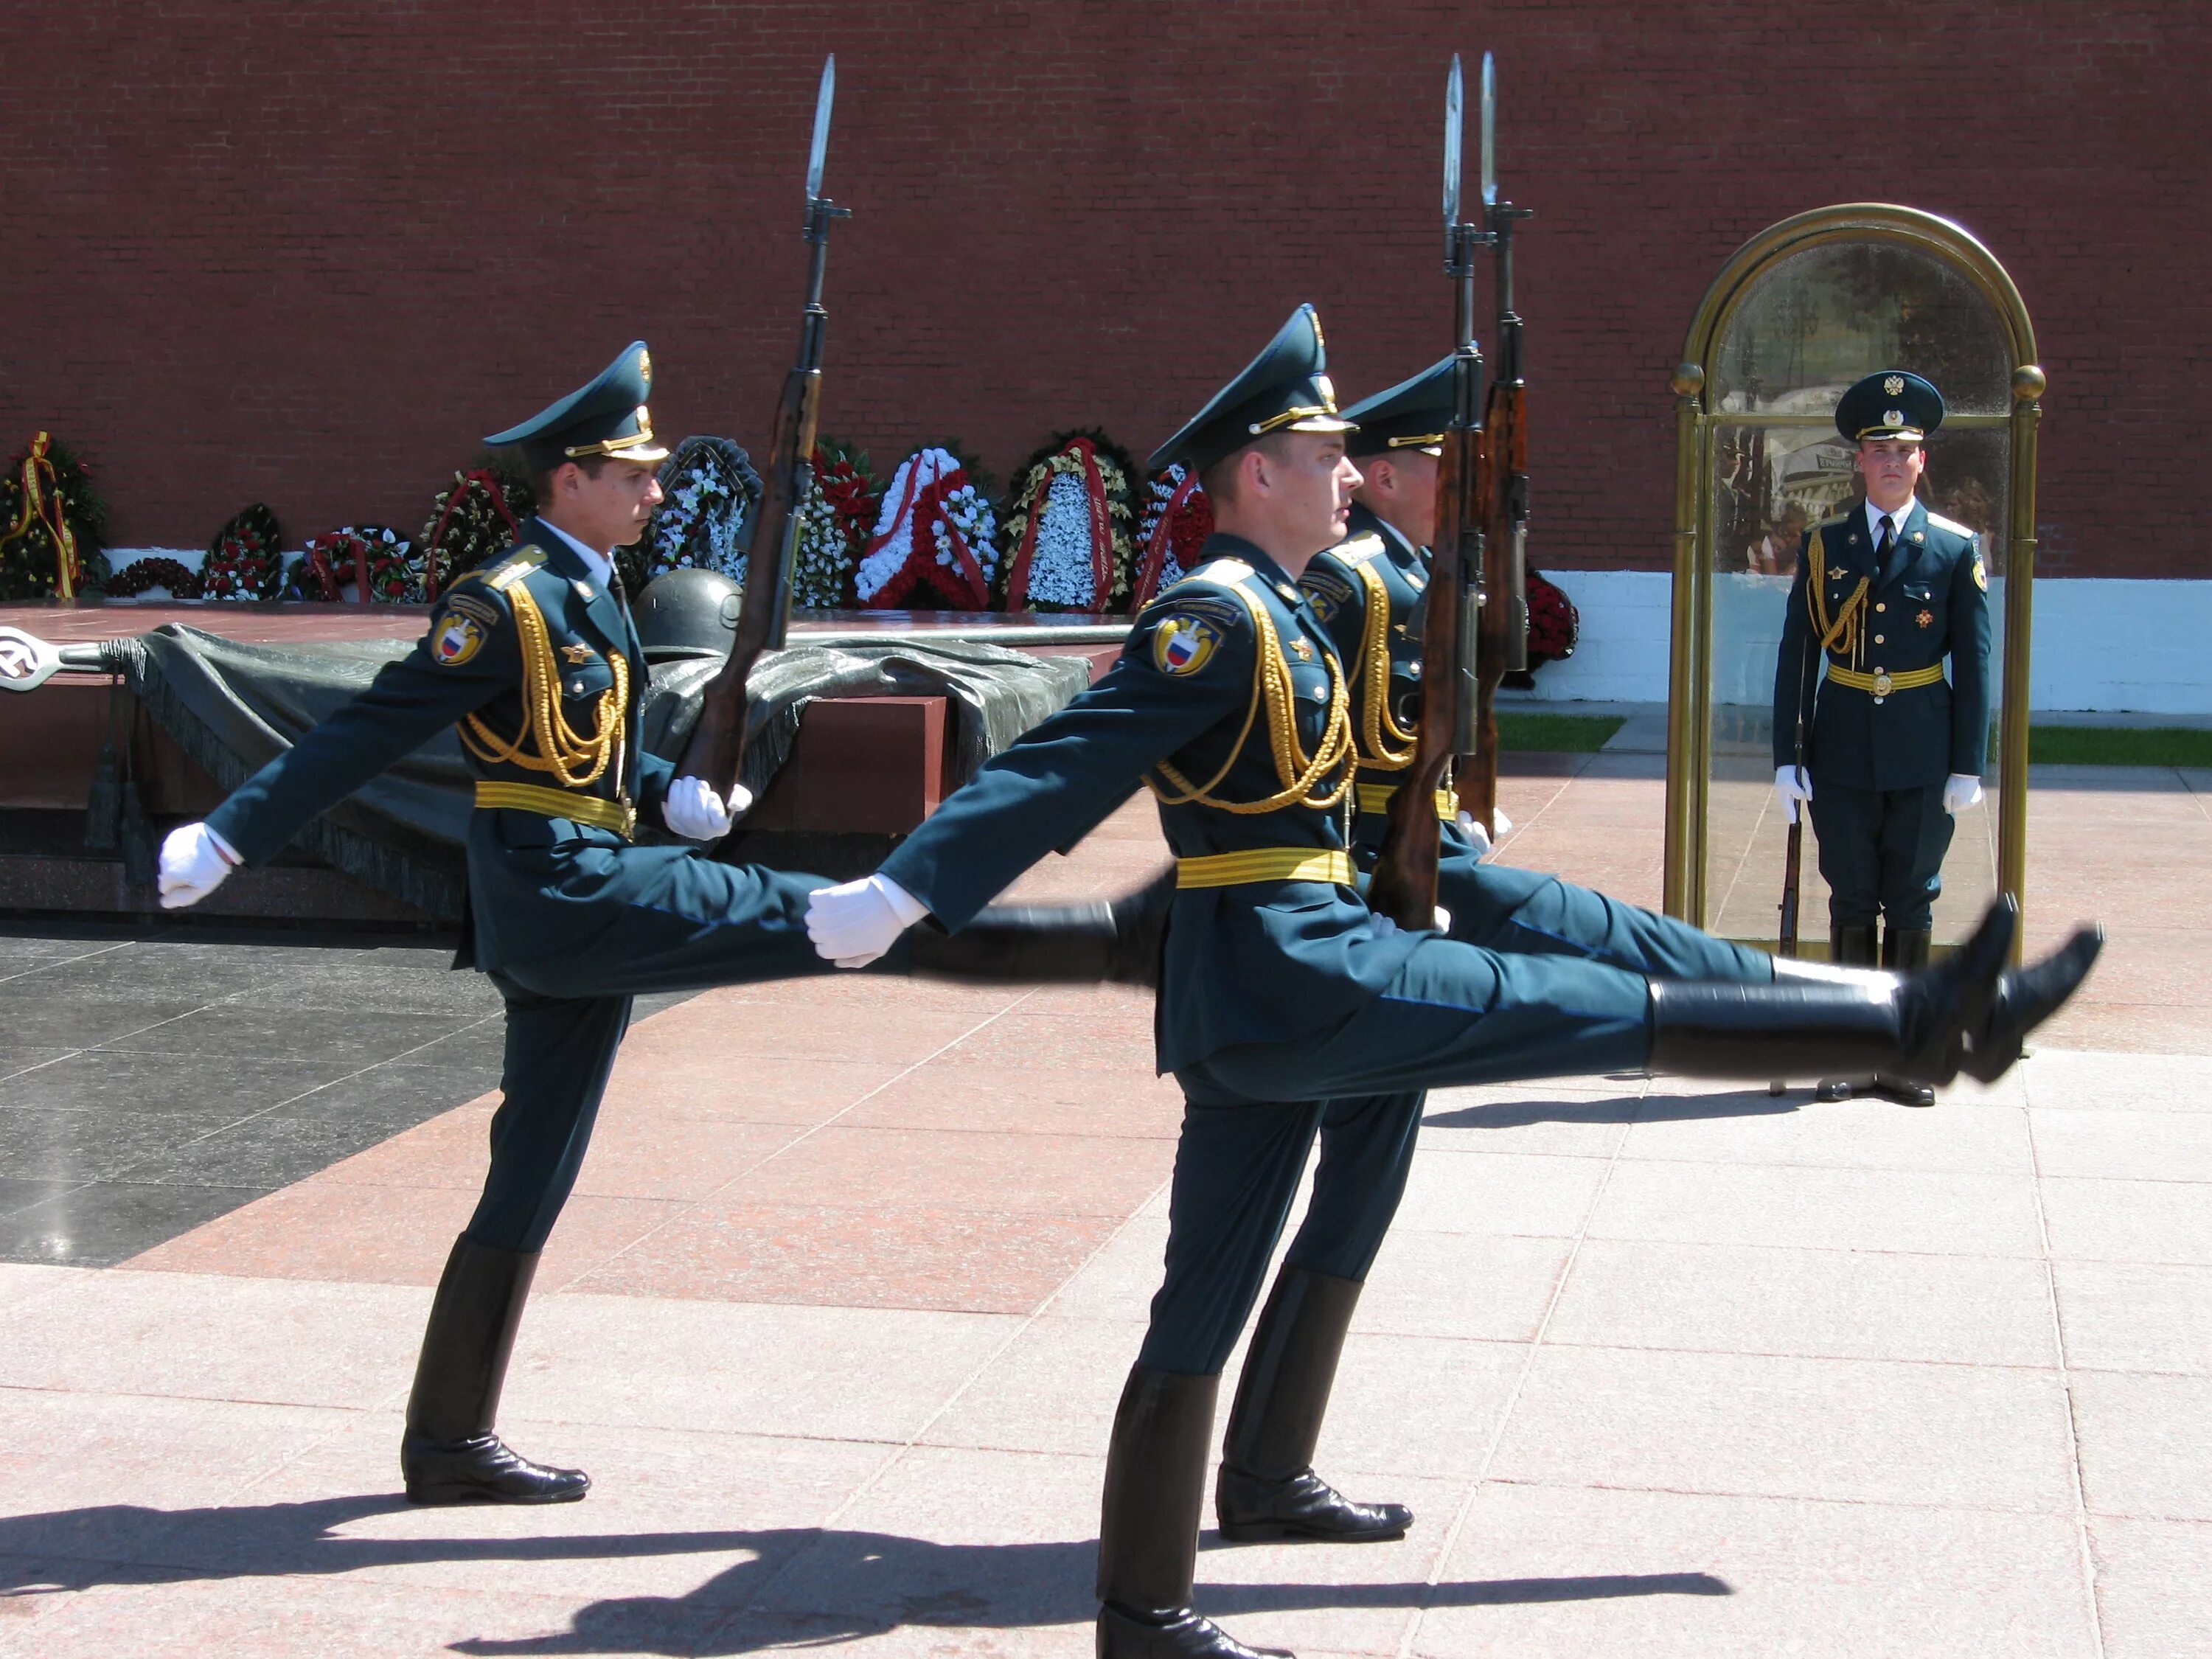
[1,1,2202,576]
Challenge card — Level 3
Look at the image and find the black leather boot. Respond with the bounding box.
[1216,1269,1409,1545]
[1097,1367,1292,1659]
[1873,927,1938,1105]
[401,1237,589,1506]
[1957,922,2104,1083]
[1813,923,1882,1101]
[910,869,1172,989]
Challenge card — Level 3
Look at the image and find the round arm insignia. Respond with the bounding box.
[432,612,487,667]
[1972,554,1989,592]
[1152,613,1222,676]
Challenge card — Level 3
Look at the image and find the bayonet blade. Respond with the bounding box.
[804,55,835,201]
[1480,52,1497,206]
[1442,54,1463,228]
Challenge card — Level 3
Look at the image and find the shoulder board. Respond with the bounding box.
[1924,511,1976,540]
[1180,557,1253,586]
[482,545,549,592]
[1325,534,1385,568]
[1816,514,1849,531]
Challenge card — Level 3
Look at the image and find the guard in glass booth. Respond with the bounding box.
[1773,370,1994,1105]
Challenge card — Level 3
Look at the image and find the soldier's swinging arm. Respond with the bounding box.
[678,55,853,796]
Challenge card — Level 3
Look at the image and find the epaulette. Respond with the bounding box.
[482,545,549,592]
[1817,513,1849,531]
[1924,510,1977,540]
[1323,534,1385,568]
[1180,556,1253,585]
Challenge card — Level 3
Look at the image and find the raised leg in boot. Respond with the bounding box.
[1098,1366,1293,1659]
[908,869,1172,988]
[1217,1269,1408,1544]
[1869,923,1937,1105]
[402,1236,588,1505]
[1812,922,1879,1102]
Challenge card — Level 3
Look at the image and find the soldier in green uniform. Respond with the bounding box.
[1773,370,1992,1105]
[155,343,1162,1509]
[806,308,2098,1659]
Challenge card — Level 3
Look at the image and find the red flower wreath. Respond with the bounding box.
[1130,465,1214,609]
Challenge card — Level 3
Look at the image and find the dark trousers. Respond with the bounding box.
[1140,869,1773,1374]
[1809,779,1953,932]
[462,855,857,1252]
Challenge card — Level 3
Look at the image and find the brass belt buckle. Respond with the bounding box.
[1871,669,1893,698]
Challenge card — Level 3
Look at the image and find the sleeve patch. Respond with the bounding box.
[444,591,503,629]
[1299,563,1357,625]
[431,611,489,667]
[1152,612,1226,676]
[1972,554,1989,591]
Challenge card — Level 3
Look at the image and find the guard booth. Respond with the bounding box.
[1662,204,2042,956]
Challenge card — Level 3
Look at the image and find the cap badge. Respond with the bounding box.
[638,348,652,385]
[1884,374,1905,397]
[1315,375,1336,409]
[1884,409,1905,428]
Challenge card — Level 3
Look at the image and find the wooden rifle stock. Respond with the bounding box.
[1471,199,1531,838]
[1778,813,1803,955]
[675,366,821,793]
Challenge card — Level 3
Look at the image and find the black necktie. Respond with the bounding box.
[1874,515,1896,582]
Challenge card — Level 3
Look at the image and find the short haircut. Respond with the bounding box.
[1197,431,1295,505]
[529,452,611,504]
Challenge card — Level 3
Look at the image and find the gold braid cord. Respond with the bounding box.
[1352,560,1416,768]
[1150,581,1354,814]
[1807,525,1870,671]
[459,582,627,788]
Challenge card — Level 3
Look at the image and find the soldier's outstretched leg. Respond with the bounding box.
[1436,854,1773,984]
[402,982,628,1504]
[1815,921,1882,1103]
[908,868,1172,987]
[1217,1092,1422,1545]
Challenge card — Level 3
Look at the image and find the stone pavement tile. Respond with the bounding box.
[116,1113,453,1192]
[718,1126,1171,1217]
[2032,1105,2212,1181]
[1588,1161,2045,1257]
[842,1063,1186,1141]
[0,1105,241,1182]
[2088,1515,2212,1659]
[233,1408,895,1608]
[256,1061,503,1132]
[1036,1210,1170,1324]
[2070,1371,2212,1522]
[6,1573,722,1659]
[566,1116,804,1203]
[1490,1345,2077,1512]
[593,1052,909,1127]
[568,1198,1123,1315]
[2040,1176,2212,1265]
[0,1180,272,1267]
[507,1293,1020,1442]
[709,1613,1095,1655]
[0,1048,333,1119]
[246,1103,498,1194]
[0,936,130,975]
[1353,1231,1576,1344]
[703,971,1026,1018]
[919,1316,1145,1458]
[0,1176,72,1221]
[1416,1086,1639,1160]
[2053,1259,2212,1374]
[1625,1092,2036,1176]
[122,1180,683,1290]
[1414,1483,2096,1658]
[0,1047,71,1082]
[1193,1474,1467,1658]
[1314,1335,1528,1483]
[2028,1047,2212,1111]
[0,1269,425,1411]
[1546,1238,2059,1368]
[930,1011,1160,1075]
[654,1000,1000,1067]
[745,1444,1097,1635]
[92,1004,482,1068]
[9,947,294,1004]
[380,1019,509,1071]
[0,1260,94,1311]
[1389,1149,1612,1239]
[0,992,208,1050]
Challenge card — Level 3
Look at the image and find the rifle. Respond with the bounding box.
[677,56,852,796]
[1368,53,1491,930]
[1778,616,1817,956]
[1471,51,1531,838]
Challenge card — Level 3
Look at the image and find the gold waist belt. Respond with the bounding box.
[1827,663,1946,696]
[475,780,636,838]
[1175,848,1356,890]
[1355,782,1460,821]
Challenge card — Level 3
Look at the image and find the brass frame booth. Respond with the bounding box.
[1662,203,2043,959]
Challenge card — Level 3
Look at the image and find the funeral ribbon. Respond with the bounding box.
[6,433,83,599]
[1006,437,1115,611]
[1133,467,1206,608]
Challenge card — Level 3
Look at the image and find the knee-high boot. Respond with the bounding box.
[1652,900,2100,1088]
[1215,1268,1408,1544]
[909,870,1172,988]
[1871,925,1939,1105]
[1812,923,1881,1102]
[1097,1367,1292,1659]
[401,1236,588,1506]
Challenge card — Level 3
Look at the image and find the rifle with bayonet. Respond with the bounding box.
[677,55,852,798]
[1367,52,1492,929]
[1470,50,1531,838]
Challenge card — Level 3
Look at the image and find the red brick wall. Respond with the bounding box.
[1,1,2200,577]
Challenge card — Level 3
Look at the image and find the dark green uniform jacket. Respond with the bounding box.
[206,521,676,971]
[1773,499,1992,792]
[879,532,1422,1074]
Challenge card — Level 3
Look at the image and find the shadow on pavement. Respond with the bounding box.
[0,1495,1730,1655]
[1424,1088,1800,1130]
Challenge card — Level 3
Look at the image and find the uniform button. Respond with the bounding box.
[1875,602,1886,613]
[1874,633,1885,644]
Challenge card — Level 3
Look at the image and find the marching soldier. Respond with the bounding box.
[155,342,1162,1508]
[1773,370,1993,1106]
[806,307,2098,1659]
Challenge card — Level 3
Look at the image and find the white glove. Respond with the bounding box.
[806,873,928,968]
[157,823,240,910]
[1433,904,1453,934]
[1774,765,1814,825]
[664,776,753,841]
[1943,773,1985,815]
[1453,810,1493,857]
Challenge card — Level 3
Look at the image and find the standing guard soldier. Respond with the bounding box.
[153,342,1164,1508]
[1773,370,1993,1106]
[805,307,2098,1659]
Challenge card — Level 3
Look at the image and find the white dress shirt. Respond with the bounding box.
[1863,497,1916,553]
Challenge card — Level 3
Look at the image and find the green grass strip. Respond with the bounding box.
[2028,726,2212,768]
[1497,712,1625,754]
